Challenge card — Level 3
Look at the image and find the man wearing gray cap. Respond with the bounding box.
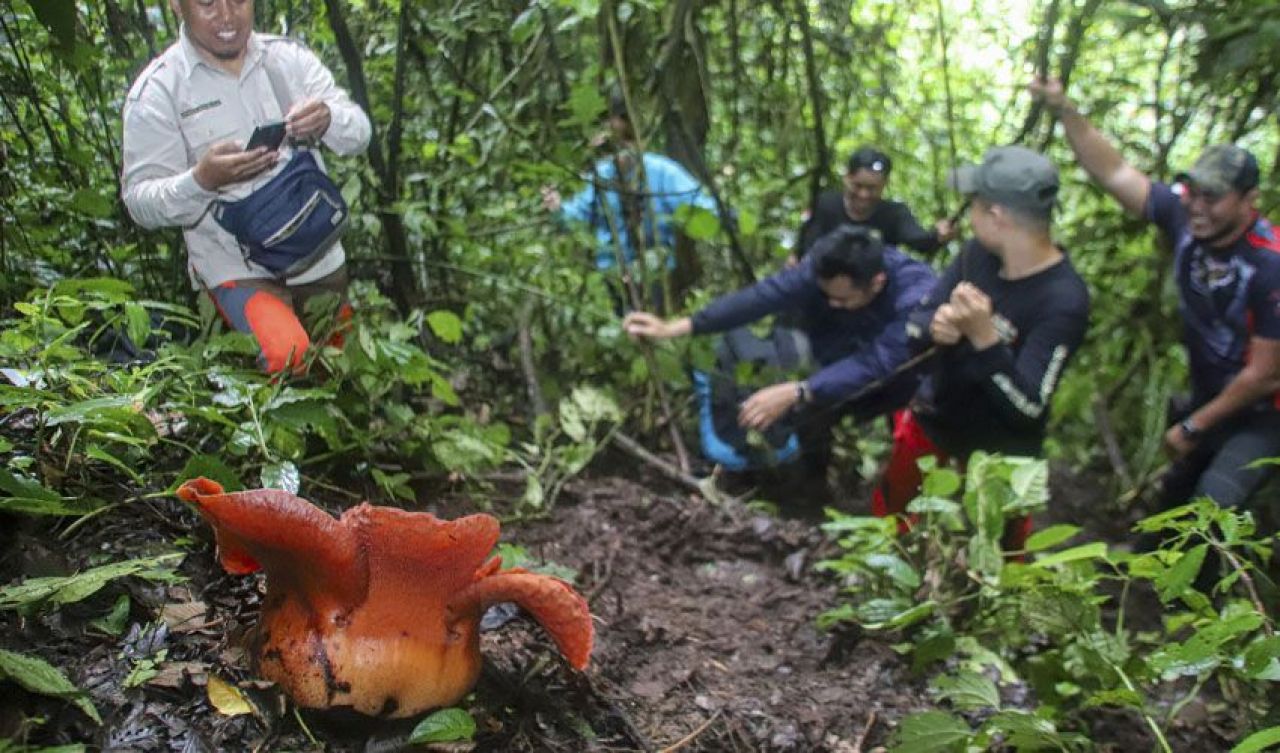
[1031,77,1280,520]
[871,145,1091,555]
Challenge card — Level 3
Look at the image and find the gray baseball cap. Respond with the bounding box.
[949,145,1060,215]
[1185,144,1259,196]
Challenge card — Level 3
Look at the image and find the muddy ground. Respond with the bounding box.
[0,455,1234,752]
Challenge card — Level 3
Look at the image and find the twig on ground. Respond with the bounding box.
[659,710,723,753]
[852,710,877,753]
[610,432,721,502]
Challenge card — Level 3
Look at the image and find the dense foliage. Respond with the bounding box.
[3,0,1280,750]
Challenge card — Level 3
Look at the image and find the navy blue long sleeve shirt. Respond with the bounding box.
[690,248,938,404]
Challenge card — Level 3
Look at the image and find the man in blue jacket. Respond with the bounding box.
[542,95,720,289]
[623,226,937,476]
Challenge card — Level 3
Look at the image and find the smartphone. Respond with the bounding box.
[245,121,287,152]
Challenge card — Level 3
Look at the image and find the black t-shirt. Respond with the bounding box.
[798,191,942,256]
[905,241,1091,457]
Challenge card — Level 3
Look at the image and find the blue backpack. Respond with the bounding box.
[692,326,807,471]
[212,55,348,278]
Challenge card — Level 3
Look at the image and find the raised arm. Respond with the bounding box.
[1029,77,1151,217]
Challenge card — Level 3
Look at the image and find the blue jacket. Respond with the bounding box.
[690,249,938,403]
[560,152,719,270]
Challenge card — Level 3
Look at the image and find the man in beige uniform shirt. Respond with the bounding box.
[122,0,371,373]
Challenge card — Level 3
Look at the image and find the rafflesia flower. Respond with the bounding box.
[176,478,593,718]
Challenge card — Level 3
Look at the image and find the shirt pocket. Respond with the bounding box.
[182,102,243,161]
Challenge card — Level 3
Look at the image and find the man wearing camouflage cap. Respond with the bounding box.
[872,144,1091,553]
[1031,77,1280,522]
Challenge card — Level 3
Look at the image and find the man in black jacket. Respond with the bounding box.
[793,147,958,262]
[874,146,1091,552]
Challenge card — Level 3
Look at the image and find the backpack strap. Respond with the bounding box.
[262,52,294,114]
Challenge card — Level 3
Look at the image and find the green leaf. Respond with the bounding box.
[86,445,143,485]
[1232,726,1280,753]
[930,671,1000,711]
[0,553,182,611]
[409,707,477,744]
[1243,637,1280,679]
[1156,543,1208,602]
[738,209,759,237]
[982,711,1069,752]
[427,310,463,344]
[90,594,131,636]
[681,207,721,241]
[30,0,78,51]
[922,467,961,498]
[71,188,114,218]
[864,553,921,590]
[0,648,100,724]
[1031,542,1108,568]
[565,81,606,127]
[260,461,300,494]
[1024,524,1080,552]
[173,454,244,493]
[892,710,970,753]
[0,469,61,502]
[124,302,151,349]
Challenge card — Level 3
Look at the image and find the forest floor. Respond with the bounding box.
[0,454,1236,752]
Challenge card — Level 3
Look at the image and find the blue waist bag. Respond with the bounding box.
[214,149,348,279]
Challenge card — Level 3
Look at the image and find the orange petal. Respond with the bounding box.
[175,477,367,612]
[448,571,593,670]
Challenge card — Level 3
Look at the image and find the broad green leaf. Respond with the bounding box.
[427,310,463,344]
[1031,542,1108,568]
[260,461,300,494]
[409,707,477,744]
[1243,637,1280,679]
[681,207,721,241]
[1007,459,1050,512]
[1232,726,1280,753]
[90,594,131,636]
[173,454,244,493]
[1155,543,1208,602]
[1024,524,1080,552]
[31,0,78,51]
[738,209,759,237]
[0,438,11,453]
[0,648,100,724]
[0,470,62,503]
[930,671,1000,711]
[891,710,970,753]
[864,554,921,590]
[565,81,606,127]
[922,467,961,498]
[86,445,143,484]
[982,711,1069,752]
[45,396,138,427]
[71,189,114,218]
[124,302,151,349]
[0,553,182,611]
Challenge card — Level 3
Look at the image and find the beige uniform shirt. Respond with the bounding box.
[121,30,371,289]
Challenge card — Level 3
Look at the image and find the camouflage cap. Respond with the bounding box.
[1185,144,1259,196]
[948,145,1059,216]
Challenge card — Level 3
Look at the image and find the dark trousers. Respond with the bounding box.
[1158,410,1280,514]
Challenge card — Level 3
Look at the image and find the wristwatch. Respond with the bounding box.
[1178,417,1202,441]
[795,381,812,404]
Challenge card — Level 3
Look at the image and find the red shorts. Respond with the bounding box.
[871,410,1032,554]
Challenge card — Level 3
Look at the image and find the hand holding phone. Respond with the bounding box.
[245,121,287,152]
